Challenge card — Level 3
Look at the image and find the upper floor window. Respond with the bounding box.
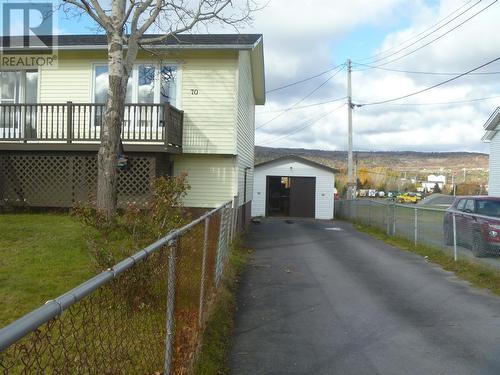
[93,63,178,106]
[0,70,38,104]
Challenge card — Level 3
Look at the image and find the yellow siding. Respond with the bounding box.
[39,51,105,103]
[179,51,238,154]
[172,154,236,208]
[236,51,256,206]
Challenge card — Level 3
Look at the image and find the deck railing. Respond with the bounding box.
[0,102,183,148]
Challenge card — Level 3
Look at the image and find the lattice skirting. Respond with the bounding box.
[0,151,170,208]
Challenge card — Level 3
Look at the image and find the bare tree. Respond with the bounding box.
[62,0,256,219]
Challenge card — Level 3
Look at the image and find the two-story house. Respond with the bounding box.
[0,34,265,225]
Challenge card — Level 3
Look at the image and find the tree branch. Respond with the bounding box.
[62,0,109,29]
[138,0,237,44]
[87,0,112,28]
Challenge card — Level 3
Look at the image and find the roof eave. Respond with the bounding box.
[482,130,496,142]
[1,43,258,52]
[483,107,500,130]
[255,155,339,174]
[249,36,266,105]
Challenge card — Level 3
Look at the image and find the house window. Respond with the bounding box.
[138,65,155,103]
[25,71,38,103]
[0,70,38,129]
[94,66,108,104]
[160,65,177,104]
[93,64,178,106]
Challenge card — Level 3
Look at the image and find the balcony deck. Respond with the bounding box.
[0,103,183,154]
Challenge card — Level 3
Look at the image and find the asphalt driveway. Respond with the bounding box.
[229,218,500,375]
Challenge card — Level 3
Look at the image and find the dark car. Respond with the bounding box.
[443,196,500,257]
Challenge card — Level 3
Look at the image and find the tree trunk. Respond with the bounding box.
[96,32,128,219]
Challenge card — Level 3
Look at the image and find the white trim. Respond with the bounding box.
[484,107,500,130]
[36,66,41,103]
[2,44,258,52]
[233,52,240,155]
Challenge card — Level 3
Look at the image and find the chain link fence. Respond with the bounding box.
[336,199,500,268]
[0,200,237,375]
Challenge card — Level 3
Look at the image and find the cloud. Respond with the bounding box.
[247,0,500,153]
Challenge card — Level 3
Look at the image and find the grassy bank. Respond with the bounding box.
[0,214,95,326]
[354,222,500,296]
[194,240,250,375]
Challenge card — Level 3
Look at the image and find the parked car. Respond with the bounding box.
[397,192,418,204]
[443,196,500,257]
[387,191,399,200]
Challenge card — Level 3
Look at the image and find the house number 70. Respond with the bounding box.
[191,89,199,95]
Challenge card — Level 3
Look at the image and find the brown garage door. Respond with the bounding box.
[289,177,316,218]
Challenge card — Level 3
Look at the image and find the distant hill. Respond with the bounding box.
[255,146,488,184]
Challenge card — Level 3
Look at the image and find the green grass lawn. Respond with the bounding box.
[0,213,95,327]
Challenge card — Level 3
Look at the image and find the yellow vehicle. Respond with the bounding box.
[397,192,418,204]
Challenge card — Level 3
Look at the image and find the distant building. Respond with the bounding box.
[483,107,500,195]
[421,174,446,192]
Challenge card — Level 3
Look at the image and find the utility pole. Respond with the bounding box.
[347,59,354,199]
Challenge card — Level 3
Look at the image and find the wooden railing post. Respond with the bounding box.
[163,103,170,146]
[179,110,184,147]
[66,101,73,143]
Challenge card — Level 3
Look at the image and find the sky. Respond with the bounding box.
[55,0,500,153]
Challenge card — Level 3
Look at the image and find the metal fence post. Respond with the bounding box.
[226,204,231,249]
[414,208,418,246]
[453,212,458,261]
[164,239,178,375]
[386,203,390,236]
[198,218,210,326]
[392,202,396,236]
[215,207,228,286]
[230,195,238,240]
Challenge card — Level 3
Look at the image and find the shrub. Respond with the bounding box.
[73,174,191,269]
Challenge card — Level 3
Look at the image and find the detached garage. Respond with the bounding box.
[251,156,337,220]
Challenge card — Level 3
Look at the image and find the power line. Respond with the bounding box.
[256,96,347,114]
[371,94,500,106]
[256,65,345,130]
[258,103,346,146]
[357,0,474,63]
[357,0,498,68]
[359,0,482,66]
[266,63,345,93]
[356,55,500,106]
[352,62,500,76]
